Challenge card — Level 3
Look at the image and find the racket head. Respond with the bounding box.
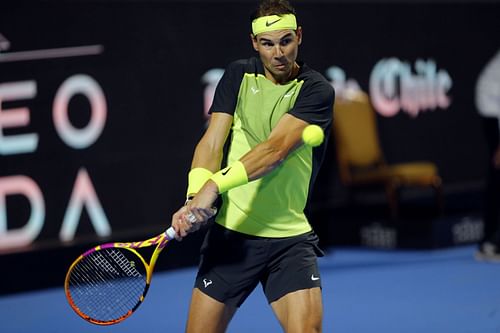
[64,245,150,325]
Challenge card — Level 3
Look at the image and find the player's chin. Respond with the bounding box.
[271,67,292,80]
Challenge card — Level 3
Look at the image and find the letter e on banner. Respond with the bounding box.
[0,81,39,155]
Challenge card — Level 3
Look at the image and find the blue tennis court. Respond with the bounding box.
[1,245,498,333]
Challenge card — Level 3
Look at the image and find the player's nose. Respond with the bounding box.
[273,45,284,58]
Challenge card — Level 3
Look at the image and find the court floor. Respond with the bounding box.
[1,245,499,333]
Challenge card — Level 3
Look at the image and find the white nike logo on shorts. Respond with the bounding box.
[311,274,320,281]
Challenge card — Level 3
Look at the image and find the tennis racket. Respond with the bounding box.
[64,226,177,325]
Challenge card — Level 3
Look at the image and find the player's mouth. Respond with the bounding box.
[274,63,288,71]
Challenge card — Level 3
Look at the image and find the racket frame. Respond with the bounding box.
[64,228,174,325]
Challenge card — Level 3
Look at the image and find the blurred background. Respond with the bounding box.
[0,0,499,329]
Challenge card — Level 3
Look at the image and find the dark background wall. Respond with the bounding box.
[1,0,498,293]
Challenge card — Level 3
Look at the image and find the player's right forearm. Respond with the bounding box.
[191,140,224,172]
[190,112,233,172]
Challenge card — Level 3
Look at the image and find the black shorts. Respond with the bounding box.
[194,223,324,307]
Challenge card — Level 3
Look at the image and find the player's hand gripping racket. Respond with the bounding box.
[64,227,177,325]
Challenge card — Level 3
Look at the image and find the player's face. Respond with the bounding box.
[251,27,302,84]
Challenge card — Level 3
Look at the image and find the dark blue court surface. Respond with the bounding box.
[1,245,499,333]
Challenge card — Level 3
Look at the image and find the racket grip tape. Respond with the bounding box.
[165,227,177,240]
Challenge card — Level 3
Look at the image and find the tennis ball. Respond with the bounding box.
[302,124,324,147]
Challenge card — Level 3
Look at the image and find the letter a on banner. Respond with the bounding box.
[59,168,111,241]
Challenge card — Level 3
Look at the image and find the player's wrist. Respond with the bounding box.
[210,160,248,193]
[186,167,213,199]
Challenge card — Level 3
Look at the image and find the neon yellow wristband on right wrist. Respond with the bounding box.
[186,167,213,198]
[210,161,248,194]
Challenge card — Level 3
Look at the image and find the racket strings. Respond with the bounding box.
[67,248,147,323]
[109,249,142,278]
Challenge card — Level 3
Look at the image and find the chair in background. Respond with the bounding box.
[332,90,443,219]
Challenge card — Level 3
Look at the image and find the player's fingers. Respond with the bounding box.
[185,211,198,224]
[193,207,216,221]
[189,221,202,232]
[175,233,185,241]
[171,210,183,237]
[177,218,192,238]
[172,209,193,240]
[187,208,205,222]
[184,208,209,228]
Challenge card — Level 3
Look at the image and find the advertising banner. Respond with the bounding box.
[1,1,498,253]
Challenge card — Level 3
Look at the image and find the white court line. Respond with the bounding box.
[0,45,104,63]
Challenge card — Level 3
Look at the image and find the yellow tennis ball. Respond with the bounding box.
[302,124,324,147]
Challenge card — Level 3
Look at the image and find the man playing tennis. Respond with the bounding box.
[171,0,334,332]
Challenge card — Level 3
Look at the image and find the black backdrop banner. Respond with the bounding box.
[0,2,498,252]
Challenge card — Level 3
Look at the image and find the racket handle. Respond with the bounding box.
[165,227,177,240]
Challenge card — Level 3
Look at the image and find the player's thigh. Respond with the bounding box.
[263,231,323,304]
[185,288,237,333]
[270,287,323,333]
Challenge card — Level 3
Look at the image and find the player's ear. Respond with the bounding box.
[250,33,259,51]
[296,27,303,45]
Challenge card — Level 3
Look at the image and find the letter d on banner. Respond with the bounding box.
[0,176,45,250]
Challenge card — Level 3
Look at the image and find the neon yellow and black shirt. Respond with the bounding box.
[210,57,334,237]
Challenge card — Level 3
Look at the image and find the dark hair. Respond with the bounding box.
[250,0,297,22]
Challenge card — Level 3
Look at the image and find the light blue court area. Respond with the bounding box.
[1,245,499,333]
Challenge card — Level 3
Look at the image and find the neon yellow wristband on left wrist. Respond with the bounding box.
[210,161,248,194]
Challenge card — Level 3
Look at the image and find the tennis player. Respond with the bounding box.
[171,0,334,332]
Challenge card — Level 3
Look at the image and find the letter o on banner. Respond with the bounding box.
[53,74,107,149]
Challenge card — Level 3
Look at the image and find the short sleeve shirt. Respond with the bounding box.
[210,57,334,237]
